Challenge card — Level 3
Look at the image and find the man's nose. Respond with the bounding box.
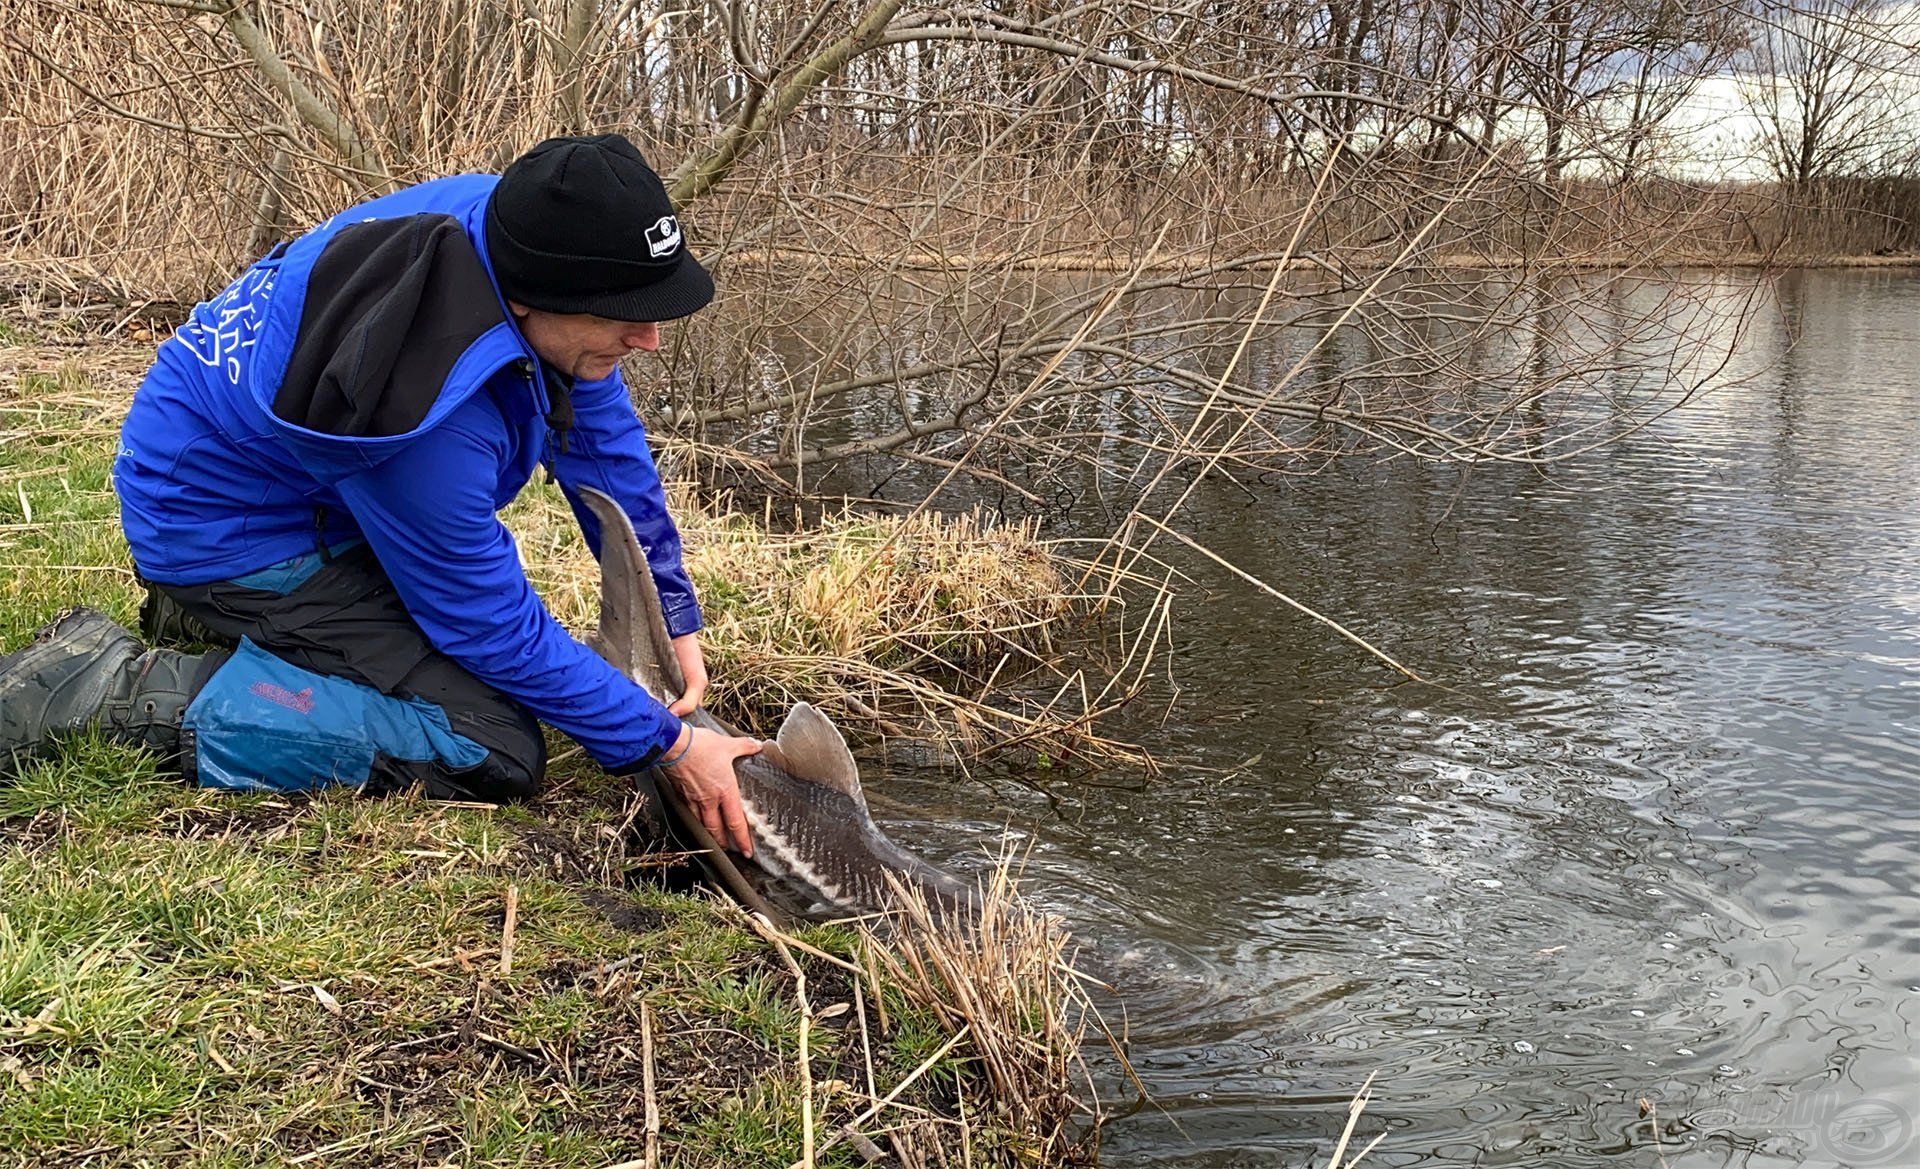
[622,322,661,352]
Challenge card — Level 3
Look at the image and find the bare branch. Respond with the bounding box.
[215,1,392,185]
[6,32,265,143]
[669,0,910,206]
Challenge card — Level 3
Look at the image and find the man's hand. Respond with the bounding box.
[660,725,760,856]
[669,631,707,716]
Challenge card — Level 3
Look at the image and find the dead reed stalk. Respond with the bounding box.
[800,850,1116,1166]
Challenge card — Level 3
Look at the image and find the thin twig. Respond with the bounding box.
[1327,1072,1377,1169]
[498,884,519,977]
[643,1002,660,1169]
[750,913,816,1167]
[1133,515,1440,688]
[802,1026,972,1168]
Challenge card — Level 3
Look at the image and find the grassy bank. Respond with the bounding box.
[1,748,1096,1166]
[0,335,1110,1165]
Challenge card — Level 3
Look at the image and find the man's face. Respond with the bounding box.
[509,304,661,382]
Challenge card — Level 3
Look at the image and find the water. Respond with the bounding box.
[881,269,1920,1167]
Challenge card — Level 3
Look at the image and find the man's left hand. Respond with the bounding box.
[669,631,708,716]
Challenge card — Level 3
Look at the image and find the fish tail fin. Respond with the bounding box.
[576,484,686,702]
[576,485,792,926]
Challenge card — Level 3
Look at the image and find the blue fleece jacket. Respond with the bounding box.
[113,174,697,771]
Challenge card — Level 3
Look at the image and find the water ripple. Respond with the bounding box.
[891,271,1920,1167]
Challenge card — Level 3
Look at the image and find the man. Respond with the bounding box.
[0,134,760,854]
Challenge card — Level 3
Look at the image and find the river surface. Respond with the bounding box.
[877,269,1920,1168]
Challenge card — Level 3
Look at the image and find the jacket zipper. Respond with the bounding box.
[529,359,573,482]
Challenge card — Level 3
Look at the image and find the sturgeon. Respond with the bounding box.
[577,486,976,925]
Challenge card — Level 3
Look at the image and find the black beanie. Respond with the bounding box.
[485,134,714,322]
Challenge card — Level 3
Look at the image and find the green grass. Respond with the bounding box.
[0,345,1061,1167]
[0,734,976,1166]
[1,365,136,653]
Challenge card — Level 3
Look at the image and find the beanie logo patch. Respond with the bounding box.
[645,215,682,259]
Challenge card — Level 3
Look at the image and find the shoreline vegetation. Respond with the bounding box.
[1,0,1913,502]
[8,248,1917,323]
[0,749,1096,1168]
[713,248,1920,273]
[0,333,1142,1166]
[6,0,1916,500]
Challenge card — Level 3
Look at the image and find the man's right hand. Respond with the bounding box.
[660,725,761,856]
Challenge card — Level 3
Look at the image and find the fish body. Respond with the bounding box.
[577,486,975,923]
[726,736,977,914]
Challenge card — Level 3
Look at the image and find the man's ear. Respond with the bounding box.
[505,299,530,320]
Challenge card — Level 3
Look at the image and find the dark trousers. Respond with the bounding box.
[149,544,544,802]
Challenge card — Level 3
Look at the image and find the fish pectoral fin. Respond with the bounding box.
[773,702,864,802]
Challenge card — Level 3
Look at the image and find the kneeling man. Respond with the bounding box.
[0,134,758,853]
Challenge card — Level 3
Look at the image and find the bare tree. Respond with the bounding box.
[1609,0,1749,184]
[1739,0,1920,185]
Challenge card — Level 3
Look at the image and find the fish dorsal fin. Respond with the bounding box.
[578,485,686,702]
[774,702,864,802]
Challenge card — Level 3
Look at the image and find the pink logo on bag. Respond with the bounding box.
[251,681,315,714]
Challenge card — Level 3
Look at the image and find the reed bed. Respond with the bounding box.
[8,0,1873,503]
[3,0,1914,310]
[729,853,1117,1167]
[856,862,1102,1163]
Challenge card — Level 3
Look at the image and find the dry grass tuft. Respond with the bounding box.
[856,859,1110,1164]
[724,850,1120,1167]
[692,507,1067,673]
[510,479,1166,771]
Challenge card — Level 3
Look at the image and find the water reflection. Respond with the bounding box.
[878,269,1920,1166]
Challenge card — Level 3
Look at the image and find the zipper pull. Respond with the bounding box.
[314,506,334,563]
